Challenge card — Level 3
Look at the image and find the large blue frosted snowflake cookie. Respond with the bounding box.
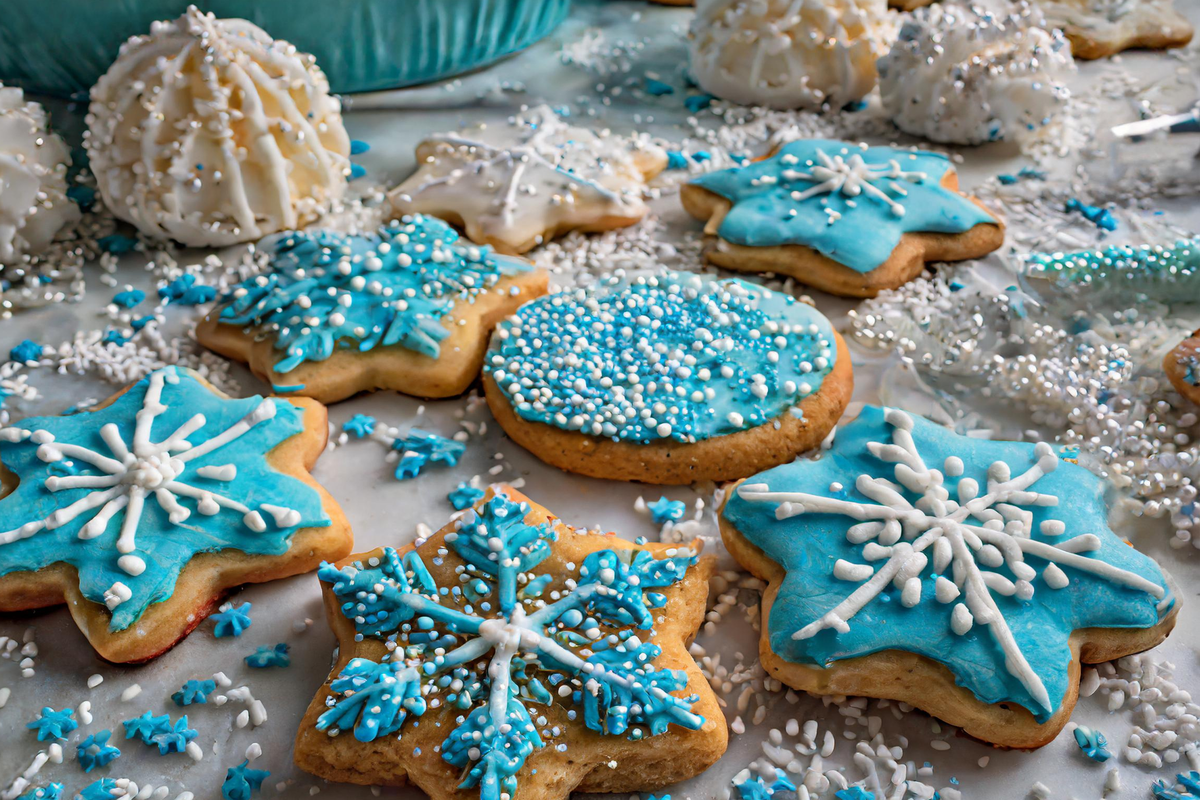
[0,366,351,663]
[196,214,547,404]
[682,140,1003,298]
[721,405,1178,748]
[295,487,727,800]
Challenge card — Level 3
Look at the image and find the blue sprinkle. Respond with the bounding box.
[271,383,306,393]
[97,234,139,255]
[222,760,270,800]
[645,77,674,96]
[15,785,62,800]
[245,643,290,668]
[78,779,121,800]
[211,602,253,637]
[111,289,146,309]
[26,707,77,741]
[121,711,172,744]
[172,679,217,706]
[159,274,217,305]
[835,789,874,800]
[1065,198,1118,231]
[76,730,121,772]
[648,496,686,525]
[67,185,96,210]
[350,140,371,155]
[342,414,376,438]
[692,150,712,162]
[349,163,367,181]
[10,339,43,364]
[390,429,465,480]
[842,99,868,112]
[666,151,689,170]
[131,315,154,331]
[684,93,714,113]
[147,716,198,755]
[997,174,1018,185]
[102,330,129,346]
[1073,725,1112,762]
[448,482,486,510]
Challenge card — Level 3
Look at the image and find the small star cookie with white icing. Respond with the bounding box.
[0,366,351,663]
[295,486,727,799]
[196,215,548,403]
[388,105,668,255]
[482,270,853,484]
[720,405,1179,748]
[682,140,1004,297]
[1034,0,1193,59]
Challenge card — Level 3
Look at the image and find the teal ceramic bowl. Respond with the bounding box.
[0,0,571,97]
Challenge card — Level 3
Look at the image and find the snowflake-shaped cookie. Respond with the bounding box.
[389,105,668,254]
[0,366,351,662]
[721,406,1178,747]
[197,216,546,403]
[296,488,726,800]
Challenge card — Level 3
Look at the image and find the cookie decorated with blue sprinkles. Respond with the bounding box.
[482,270,852,484]
[196,215,548,404]
[681,140,1004,297]
[0,366,352,663]
[719,405,1179,748]
[294,486,727,800]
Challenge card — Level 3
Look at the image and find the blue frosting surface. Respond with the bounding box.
[722,405,1173,721]
[0,367,330,631]
[690,140,997,273]
[315,493,704,800]
[484,271,837,444]
[218,215,532,375]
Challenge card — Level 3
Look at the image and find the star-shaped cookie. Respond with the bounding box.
[0,366,351,663]
[295,487,727,799]
[720,406,1178,748]
[196,215,548,403]
[389,105,668,255]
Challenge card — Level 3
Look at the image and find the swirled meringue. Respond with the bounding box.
[687,0,894,110]
[0,84,79,264]
[85,6,350,247]
[879,4,1074,146]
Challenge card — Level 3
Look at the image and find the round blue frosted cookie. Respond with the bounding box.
[0,366,352,663]
[482,270,853,484]
[196,214,548,403]
[719,405,1179,748]
[681,140,1004,298]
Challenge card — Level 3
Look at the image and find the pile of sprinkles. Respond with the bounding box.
[485,270,837,443]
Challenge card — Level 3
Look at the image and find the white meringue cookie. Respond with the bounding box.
[85,6,350,248]
[879,4,1074,146]
[687,0,894,110]
[0,84,80,264]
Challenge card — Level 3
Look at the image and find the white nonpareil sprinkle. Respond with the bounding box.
[87,673,104,689]
[121,683,142,701]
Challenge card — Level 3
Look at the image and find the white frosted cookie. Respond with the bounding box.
[86,7,351,247]
[687,0,894,110]
[389,105,667,255]
[1034,0,1193,59]
[0,84,79,265]
[879,4,1074,146]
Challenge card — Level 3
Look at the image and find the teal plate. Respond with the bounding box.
[0,0,571,97]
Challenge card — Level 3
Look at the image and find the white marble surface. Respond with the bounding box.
[2,1,1200,799]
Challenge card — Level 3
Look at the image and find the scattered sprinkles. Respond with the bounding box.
[172,679,217,706]
[211,603,254,639]
[26,708,77,742]
[244,644,291,669]
[75,731,120,773]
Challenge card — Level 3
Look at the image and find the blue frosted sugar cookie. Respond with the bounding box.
[720,405,1178,748]
[682,140,1003,298]
[0,367,352,663]
[482,270,853,484]
[196,215,547,404]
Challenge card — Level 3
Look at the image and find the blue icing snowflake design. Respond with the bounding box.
[723,406,1174,722]
[690,140,996,273]
[217,215,532,374]
[485,271,837,444]
[0,367,330,631]
[316,494,704,800]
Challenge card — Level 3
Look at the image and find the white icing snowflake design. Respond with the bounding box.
[781,149,927,218]
[736,407,1170,715]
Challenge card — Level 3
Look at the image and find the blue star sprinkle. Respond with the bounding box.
[1065,198,1117,231]
[15,784,62,800]
[211,603,254,638]
[0,367,331,632]
[121,711,172,744]
[733,769,795,799]
[448,482,486,510]
[102,330,129,346]
[9,339,43,364]
[390,429,465,480]
[147,716,197,755]
[648,497,686,525]
[222,760,270,800]
[158,274,217,305]
[245,643,290,669]
[111,289,145,309]
[316,492,705,800]
[172,679,217,706]
[26,707,77,741]
[76,730,121,772]
[341,414,376,439]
